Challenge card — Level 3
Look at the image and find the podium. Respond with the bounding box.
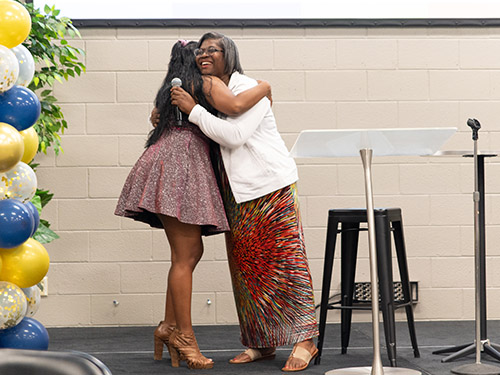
[290,128,457,375]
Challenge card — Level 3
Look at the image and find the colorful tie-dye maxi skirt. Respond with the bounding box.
[220,175,319,348]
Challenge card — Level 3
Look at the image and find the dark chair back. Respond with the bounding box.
[0,349,112,375]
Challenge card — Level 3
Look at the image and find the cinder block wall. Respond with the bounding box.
[34,26,500,327]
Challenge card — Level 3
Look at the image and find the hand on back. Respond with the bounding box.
[150,107,160,127]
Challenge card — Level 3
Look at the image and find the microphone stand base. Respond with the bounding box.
[325,367,421,375]
[452,363,500,375]
[435,342,500,363]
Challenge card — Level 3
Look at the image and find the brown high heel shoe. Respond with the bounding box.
[153,322,176,361]
[169,329,214,369]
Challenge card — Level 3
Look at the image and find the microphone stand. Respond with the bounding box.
[450,119,500,375]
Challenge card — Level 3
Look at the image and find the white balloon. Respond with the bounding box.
[11,44,34,87]
[0,161,37,203]
[0,45,19,92]
[0,281,27,329]
[22,285,41,318]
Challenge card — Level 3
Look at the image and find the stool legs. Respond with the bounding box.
[315,216,339,365]
[340,222,361,355]
[392,220,420,358]
[315,209,419,366]
[375,214,397,367]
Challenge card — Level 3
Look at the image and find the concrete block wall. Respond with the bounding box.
[33,26,500,327]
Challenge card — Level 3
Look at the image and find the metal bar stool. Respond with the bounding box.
[315,208,420,367]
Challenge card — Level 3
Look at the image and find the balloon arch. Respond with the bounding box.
[0,0,50,351]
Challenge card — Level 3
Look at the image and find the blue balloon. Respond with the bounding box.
[0,317,49,350]
[0,199,34,248]
[24,201,40,236]
[0,86,41,131]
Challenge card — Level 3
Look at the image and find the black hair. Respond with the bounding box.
[145,40,217,147]
[197,32,244,77]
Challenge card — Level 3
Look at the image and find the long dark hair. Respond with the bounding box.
[197,32,244,77]
[145,40,216,147]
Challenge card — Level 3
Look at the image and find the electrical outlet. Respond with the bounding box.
[39,276,48,297]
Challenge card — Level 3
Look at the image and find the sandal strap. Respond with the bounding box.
[291,346,313,362]
[244,348,263,361]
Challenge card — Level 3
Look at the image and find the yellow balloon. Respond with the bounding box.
[0,1,31,49]
[20,126,38,163]
[0,238,50,288]
[0,122,24,173]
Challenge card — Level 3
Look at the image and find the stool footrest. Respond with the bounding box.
[352,281,419,304]
[326,300,414,311]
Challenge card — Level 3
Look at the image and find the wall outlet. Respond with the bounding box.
[39,276,48,297]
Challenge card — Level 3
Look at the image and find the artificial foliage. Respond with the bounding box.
[15,0,86,243]
[21,1,85,154]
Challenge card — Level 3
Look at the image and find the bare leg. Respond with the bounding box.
[154,215,203,361]
[156,215,213,368]
[163,286,176,327]
[158,214,203,334]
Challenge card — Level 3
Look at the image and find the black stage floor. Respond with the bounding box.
[47,321,500,374]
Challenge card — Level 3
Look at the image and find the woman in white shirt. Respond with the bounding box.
[171,32,319,372]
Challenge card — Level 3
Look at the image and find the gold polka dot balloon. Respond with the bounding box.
[0,161,37,202]
[22,285,40,318]
[0,281,27,330]
[0,45,19,93]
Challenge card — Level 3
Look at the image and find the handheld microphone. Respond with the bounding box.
[171,77,183,126]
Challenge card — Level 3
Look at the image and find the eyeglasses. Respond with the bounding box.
[194,47,224,57]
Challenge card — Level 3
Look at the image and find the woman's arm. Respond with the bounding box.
[202,76,271,116]
[189,100,268,149]
[171,85,268,149]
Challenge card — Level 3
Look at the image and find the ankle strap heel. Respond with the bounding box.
[170,329,214,369]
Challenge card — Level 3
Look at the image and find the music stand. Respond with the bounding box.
[290,127,457,375]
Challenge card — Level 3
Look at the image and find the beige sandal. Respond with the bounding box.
[281,345,318,372]
[229,348,276,364]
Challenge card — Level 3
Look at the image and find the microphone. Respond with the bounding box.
[171,77,183,126]
[467,118,481,140]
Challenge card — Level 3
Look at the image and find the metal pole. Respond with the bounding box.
[360,149,384,375]
[473,134,481,365]
[451,119,500,375]
[326,149,420,375]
